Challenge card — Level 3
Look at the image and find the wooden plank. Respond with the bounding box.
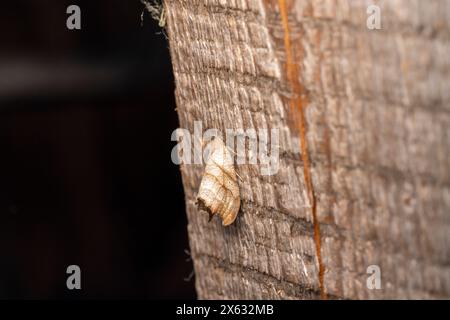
[165,0,450,299]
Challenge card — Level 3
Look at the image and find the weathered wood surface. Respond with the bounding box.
[164,0,450,299]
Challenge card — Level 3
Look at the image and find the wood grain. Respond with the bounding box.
[164,0,450,299]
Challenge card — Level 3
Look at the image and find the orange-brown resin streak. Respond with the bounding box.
[277,0,326,299]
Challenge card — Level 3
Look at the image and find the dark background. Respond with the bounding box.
[0,0,195,299]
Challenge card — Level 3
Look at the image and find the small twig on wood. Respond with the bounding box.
[183,249,194,282]
[183,270,195,282]
[140,0,166,28]
[184,248,192,262]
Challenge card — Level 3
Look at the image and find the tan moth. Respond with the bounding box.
[196,137,241,226]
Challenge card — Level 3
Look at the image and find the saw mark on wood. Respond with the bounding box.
[277,0,326,299]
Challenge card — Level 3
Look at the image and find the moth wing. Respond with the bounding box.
[197,137,241,226]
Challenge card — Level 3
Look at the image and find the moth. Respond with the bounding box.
[196,137,241,226]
